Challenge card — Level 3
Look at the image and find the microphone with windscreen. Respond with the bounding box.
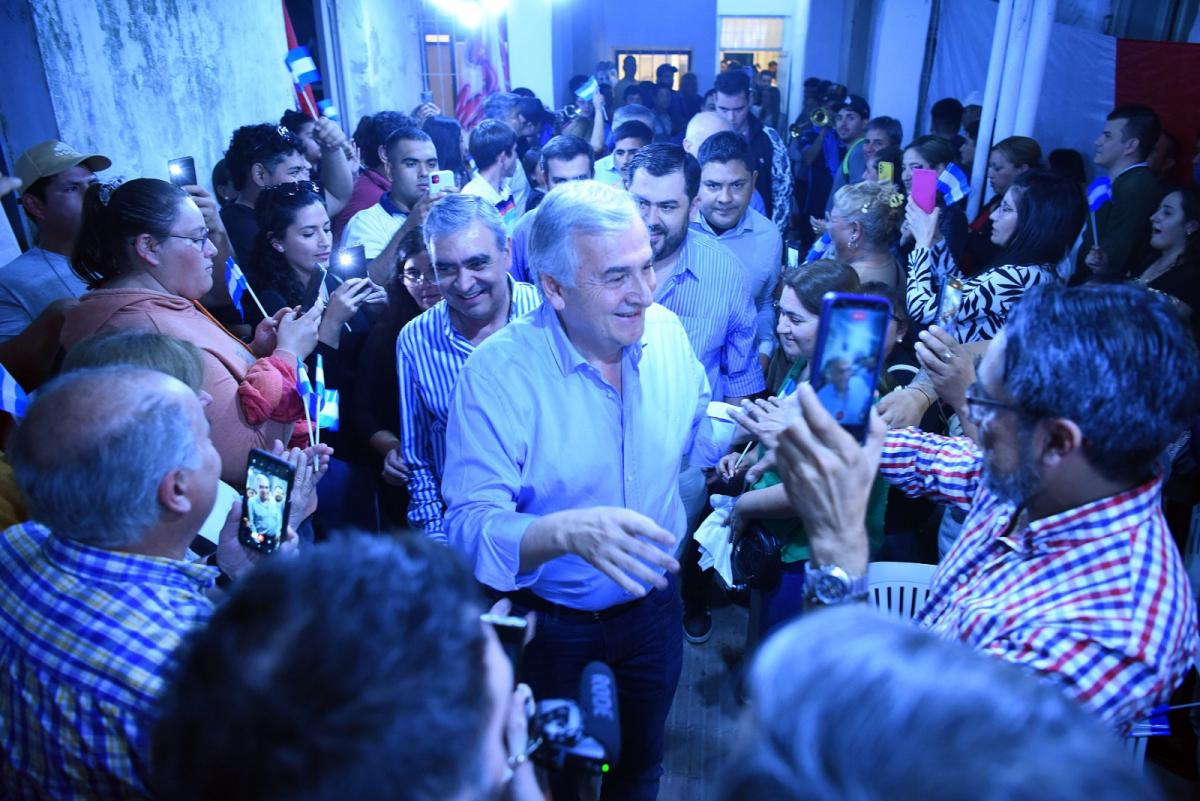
[529,661,621,775]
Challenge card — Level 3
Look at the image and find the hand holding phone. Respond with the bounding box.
[168,157,197,188]
[911,168,938,213]
[807,292,892,442]
[334,245,366,274]
[429,170,456,197]
[239,449,295,554]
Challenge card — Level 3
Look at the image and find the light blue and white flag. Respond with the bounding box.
[225,258,247,319]
[936,163,971,206]
[0,364,29,419]
[317,99,339,121]
[285,46,321,88]
[1087,177,1112,211]
[805,231,832,264]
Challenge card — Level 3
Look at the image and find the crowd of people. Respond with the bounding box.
[0,49,1198,801]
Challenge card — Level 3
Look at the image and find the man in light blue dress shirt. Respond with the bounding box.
[442,181,730,801]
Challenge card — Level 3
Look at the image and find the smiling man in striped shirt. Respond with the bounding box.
[767,283,1200,733]
[397,194,540,541]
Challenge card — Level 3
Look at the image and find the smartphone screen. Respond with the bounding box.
[429,170,456,197]
[238,449,295,554]
[911,168,938,213]
[786,245,800,270]
[481,612,528,684]
[808,292,892,441]
[168,157,197,188]
[334,244,366,274]
[935,277,965,340]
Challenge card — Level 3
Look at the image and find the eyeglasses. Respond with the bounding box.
[964,384,1027,425]
[164,229,211,251]
[402,269,435,285]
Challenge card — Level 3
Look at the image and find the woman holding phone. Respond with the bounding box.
[250,181,385,351]
[906,169,1084,343]
[900,135,968,267]
[722,261,891,638]
[61,178,321,489]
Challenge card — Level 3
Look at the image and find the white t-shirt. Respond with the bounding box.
[340,201,408,260]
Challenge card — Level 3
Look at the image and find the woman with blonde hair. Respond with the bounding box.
[826,180,907,288]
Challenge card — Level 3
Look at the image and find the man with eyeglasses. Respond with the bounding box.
[758,283,1200,733]
[396,194,540,541]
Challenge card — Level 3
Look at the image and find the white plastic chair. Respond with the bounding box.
[867,561,937,620]
[1124,722,1154,772]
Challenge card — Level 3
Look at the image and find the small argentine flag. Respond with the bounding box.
[805,231,831,264]
[225,258,248,320]
[1087,177,1112,212]
[575,76,599,101]
[285,46,321,88]
[0,364,29,419]
[317,99,339,121]
[296,359,317,419]
[936,163,971,206]
[312,354,339,431]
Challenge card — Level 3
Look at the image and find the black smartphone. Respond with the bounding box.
[934,277,964,340]
[168,156,197,187]
[238,449,295,554]
[481,612,528,684]
[420,89,434,104]
[808,292,892,442]
[334,244,366,275]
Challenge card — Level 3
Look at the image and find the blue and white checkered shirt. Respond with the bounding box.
[0,522,217,799]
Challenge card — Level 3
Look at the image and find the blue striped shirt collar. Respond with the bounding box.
[38,524,218,593]
[693,207,754,239]
[537,302,645,378]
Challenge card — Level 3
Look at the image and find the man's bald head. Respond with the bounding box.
[9,367,205,548]
[684,111,735,157]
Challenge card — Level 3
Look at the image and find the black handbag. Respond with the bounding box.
[731,525,782,590]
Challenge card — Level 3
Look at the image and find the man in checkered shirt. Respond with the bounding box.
[768,283,1199,733]
[0,368,292,799]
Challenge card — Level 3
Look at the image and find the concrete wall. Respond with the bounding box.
[602,0,719,93]
[0,0,297,196]
[508,0,556,103]
[866,0,932,144]
[323,0,424,125]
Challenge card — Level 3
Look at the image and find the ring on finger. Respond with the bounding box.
[943,350,953,360]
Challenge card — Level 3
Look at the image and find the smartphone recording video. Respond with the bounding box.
[334,244,366,275]
[238,449,295,554]
[481,612,529,684]
[808,292,892,442]
[935,277,965,341]
[168,157,197,188]
[429,170,456,197]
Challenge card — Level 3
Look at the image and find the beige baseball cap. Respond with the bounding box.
[14,140,111,191]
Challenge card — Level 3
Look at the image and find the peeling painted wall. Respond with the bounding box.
[326,0,423,127]
[0,0,295,191]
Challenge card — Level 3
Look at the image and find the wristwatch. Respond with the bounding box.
[804,562,869,606]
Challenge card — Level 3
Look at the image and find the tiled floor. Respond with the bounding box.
[659,600,750,801]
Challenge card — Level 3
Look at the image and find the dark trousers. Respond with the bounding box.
[520,577,683,801]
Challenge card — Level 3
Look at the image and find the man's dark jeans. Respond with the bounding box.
[520,576,683,801]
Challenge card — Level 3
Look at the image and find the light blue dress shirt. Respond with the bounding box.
[443,302,727,611]
[655,231,765,399]
[690,206,783,357]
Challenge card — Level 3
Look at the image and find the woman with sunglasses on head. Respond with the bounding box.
[250,181,386,351]
[905,169,1085,344]
[61,178,322,490]
[251,181,389,531]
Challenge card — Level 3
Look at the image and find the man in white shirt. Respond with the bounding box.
[461,120,519,233]
[342,126,442,285]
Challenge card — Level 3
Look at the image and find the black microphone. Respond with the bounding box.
[577,661,621,769]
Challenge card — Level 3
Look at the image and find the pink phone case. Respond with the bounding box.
[912,168,938,213]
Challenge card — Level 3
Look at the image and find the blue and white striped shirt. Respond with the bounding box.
[397,279,542,539]
[0,522,216,799]
[654,230,765,399]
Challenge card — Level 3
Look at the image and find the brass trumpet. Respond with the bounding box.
[811,107,832,127]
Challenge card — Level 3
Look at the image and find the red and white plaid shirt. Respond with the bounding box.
[881,427,1198,732]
